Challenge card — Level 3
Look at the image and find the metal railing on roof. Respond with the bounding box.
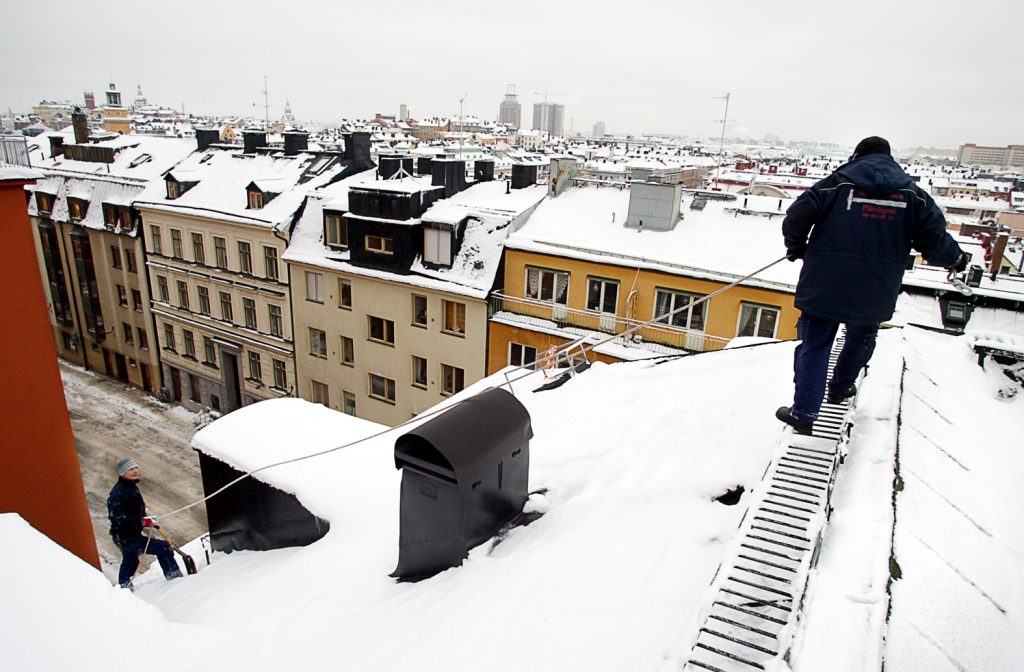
[0,135,31,167]
[488,291,731,355]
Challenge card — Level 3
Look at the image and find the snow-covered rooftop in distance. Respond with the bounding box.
[506,183,800,291]
[134,147,351,228]
[285,179,546,300]
[25,131,196,182]
[349,174,438,195]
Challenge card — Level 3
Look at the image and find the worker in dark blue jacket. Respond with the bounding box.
[777,136,966,434]
[107,458,182,589]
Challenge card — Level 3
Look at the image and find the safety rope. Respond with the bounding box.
[156,254,789,521]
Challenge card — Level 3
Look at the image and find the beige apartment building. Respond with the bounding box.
[25,127,194,392]
[285,162,546,426]
[134,129,371,412]
[957,144,1024,168]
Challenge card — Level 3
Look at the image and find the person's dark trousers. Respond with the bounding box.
[791,314,879,422]
[115,534,183,588]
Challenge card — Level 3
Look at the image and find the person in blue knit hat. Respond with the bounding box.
[106,458,182,589]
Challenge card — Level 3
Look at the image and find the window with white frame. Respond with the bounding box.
[191,232,205,264]
[309,327,328,358]
[243,297,257,329]
[311,380,330,407]
[442,300,465,335]
[525,267,569,304]
[509,342,538,368]
[203,337,216,365]
[412,356,427,388]
[343,391,356,416]
[654,288,706,331]
[424,226,452,265]
[248,351,262,382]
[737,302,780,338]
[197,286,211,315]
[156,276,169,303]
[339,278,352,309]
[238,241,252,274]
[269,304,283,337]
[412,294,427,327]
[365,235,394,255]
[264,246,279,280]
[341,336,354,366]
[306,271,324,303]
[150,225,162,255]
[272,359,287,389]
[586,277,619,314]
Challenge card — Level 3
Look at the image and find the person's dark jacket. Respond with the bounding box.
[782,154,963,323]
[107,477,146,540]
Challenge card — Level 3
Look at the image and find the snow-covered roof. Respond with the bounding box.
[506,183,800,292]
[134,147,353,228]
[285,179,546,300]
[0,164,43,181]
[25,131,195,182]
[6,321,1020,670]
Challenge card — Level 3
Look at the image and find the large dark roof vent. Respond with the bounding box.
[195,128,220,152]
[283,131,309,156]
[243,130,267,155]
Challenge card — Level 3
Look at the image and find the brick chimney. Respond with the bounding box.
[71,108,89,144]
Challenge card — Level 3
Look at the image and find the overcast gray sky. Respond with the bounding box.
[3,0,1020,148]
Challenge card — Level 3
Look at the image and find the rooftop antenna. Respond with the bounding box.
[458,92,467,159]
[713,92,731,189]
[261,75,270,127]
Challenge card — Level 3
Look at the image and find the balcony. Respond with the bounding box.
[0,135,31,167]
[488,291,730,359]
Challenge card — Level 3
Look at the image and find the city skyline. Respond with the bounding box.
[2,0,1021,148]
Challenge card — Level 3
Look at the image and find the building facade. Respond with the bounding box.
[957,144,1024,168]
[499,85,522,129]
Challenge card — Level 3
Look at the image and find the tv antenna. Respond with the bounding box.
[713,92,731,189]
[458,92,468,159]
[261,75,270,127]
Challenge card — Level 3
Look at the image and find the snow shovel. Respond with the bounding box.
[153,526,198,575]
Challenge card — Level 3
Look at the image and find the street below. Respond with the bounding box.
[60,361,209,582]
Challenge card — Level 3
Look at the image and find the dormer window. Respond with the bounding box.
[165,173,198,200]
[68,198,88,223]
[166,179,182,199]
[424,224,452,266]
[325,213,348,250]
[247,190,264,209]
[35,192,55,216]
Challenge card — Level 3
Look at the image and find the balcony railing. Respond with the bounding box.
[488,291,731,356]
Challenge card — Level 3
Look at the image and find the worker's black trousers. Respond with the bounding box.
[115,534,183,587]
[791,314,878,421]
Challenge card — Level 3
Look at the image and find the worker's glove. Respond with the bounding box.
[786,244,806,262]
[947,252,969,274]
[142,516,158,528]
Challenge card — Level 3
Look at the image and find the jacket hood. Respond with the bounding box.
[835,154,912,194]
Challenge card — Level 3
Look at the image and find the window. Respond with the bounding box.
[412,295,427,327]
[156,275,169,302]
[369,373,396,403]
[412,356,427,388]
[525,267,569,304]
[68,199,87,222]
[214,237,228,268]
[188,374,201,403]
[170,229,183,258]
[654,289,706,331]
[248,352,262,382]
[311,380,330,406]
[131,289,143,312]
[341,336,354,366]
[123,323,134,344]
[365,235,394,255]
[177,281,190,310]
[117,285,128,307]
[248,190,264,209]
[509,343,538,368]
[203,337,216,365]
[272,359,287,389]
[150,225,162,255]
[118,208,132,233]
[586,277,619,314]
[343,391,356,416]
[424,226,452,265]
[441,364,465,396]
[197,286,211,315]
[243,297,257,329]
[309,327,328,358]
[163,323,175,351]
[263,246,279,280]
[183,330,196,358]
[125,249,137,273]
[219,292,233,322]
[61,331,78,351]
[238,241,252,274]
[166,180,181,200]
[191,232,205,264]
[339,279,352,309]
[102,203,117,227]
[442,300,466,335]
[35,192,54,215]
[306,271,324,303]
[137,327,148,350]
[737,303,780,339]
[111,245,122,269]
[269,304,283,337]
[325,213,348,249]
[368,316,395,345]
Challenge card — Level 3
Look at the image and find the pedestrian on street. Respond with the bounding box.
[107,457,183,589]
[777,136,967,434]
